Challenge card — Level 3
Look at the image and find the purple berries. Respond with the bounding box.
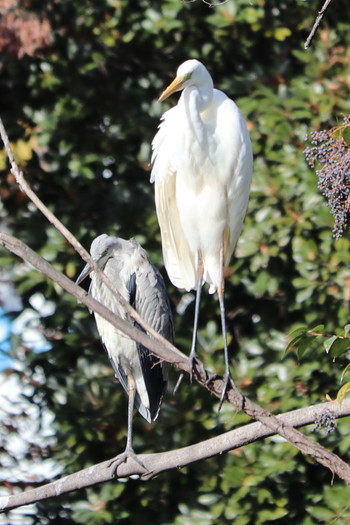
[304,116,350,239]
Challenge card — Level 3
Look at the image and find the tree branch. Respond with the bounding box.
[1,398,349,512]
[0,117,181,360]
[1,116,350,494]
[304,0,334,49]
[1,231,350,486]
[0,232,188,372]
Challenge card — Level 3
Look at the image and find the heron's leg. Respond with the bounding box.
[109,370,146,476]
[124,370,136,452]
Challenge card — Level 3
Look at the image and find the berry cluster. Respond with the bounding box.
[312,407,337,434]
[304,116,350,239]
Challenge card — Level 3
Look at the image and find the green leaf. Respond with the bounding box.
[323,335,338,354]
[307,505,335,521]
[329,337,350,358]
[343,125,350,147]
[331,123,350,147]
[340,362,350,382]
[336,382,350,407]
[285,333,305,353]
[295,335,313,360]
[310,324,325,333]
[288,326,308,338]
[344,324,350,336]
[273,27,292,41]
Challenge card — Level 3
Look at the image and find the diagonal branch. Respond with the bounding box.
[1,398,349,512]
[0,232,187,370]
[0,116,179,359]
[1,231,350,486]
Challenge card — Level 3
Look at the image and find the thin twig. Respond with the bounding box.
[1,398,349,512]
[182,0,229,7]
[304,0,334,49]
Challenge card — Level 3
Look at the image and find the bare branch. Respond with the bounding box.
[0,232,188,371]
[304,0,334,49]
[1,117,350,490]
[0,116,181,357]
[1,398,349,512]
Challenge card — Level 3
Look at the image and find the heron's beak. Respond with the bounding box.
[158,75,185,102]
[76,262,92,285]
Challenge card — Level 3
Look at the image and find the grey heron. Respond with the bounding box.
[151,59,253,407]
[76,234,173,470]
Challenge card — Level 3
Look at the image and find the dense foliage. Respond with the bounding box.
[1,0,350,523]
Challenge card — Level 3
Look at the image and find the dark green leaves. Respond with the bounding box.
[288,324,350,360]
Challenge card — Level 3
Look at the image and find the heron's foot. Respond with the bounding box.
[108,447,146,477]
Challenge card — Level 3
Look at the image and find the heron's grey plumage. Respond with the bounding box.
[76,234,173,427]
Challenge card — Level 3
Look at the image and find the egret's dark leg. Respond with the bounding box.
[217,246,231,411]
[174,256,203,394]
[189,266,204,381]
[109,370,146,476]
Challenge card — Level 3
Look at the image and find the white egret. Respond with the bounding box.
[151,59,253,406]
[76,234,173,471]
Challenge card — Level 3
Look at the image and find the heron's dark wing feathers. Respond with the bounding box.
[134,257,174,341]
[102,341,154,423]
[134,321,166,421]
[131,257,173,421]
[126,271,137,307]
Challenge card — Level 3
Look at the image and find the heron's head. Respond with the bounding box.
[158,59,212,102]
[90,234,120,267]
[76,234,121,285]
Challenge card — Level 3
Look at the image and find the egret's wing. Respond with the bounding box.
[151,108,197,291]
[213,91,253,268]
[155,175,197,291]
[151,107,176,184]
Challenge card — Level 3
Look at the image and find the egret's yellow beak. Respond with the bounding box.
[158,75,186,102]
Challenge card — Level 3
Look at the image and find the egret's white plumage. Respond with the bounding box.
[151,59,252,402]
[76,234,173,469]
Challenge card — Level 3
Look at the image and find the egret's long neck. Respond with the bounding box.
[182,79,213,148]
